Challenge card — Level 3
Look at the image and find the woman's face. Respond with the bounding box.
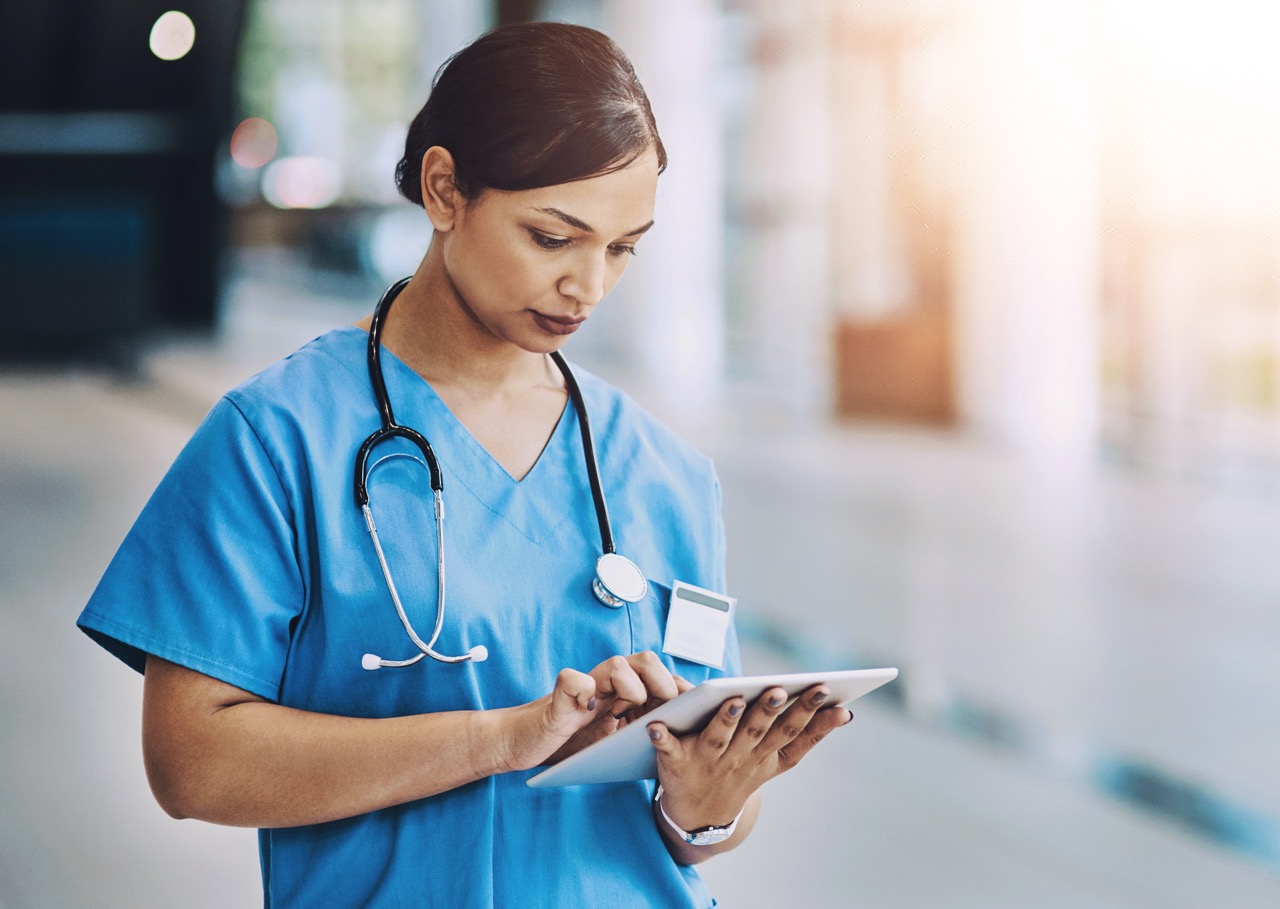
[436,149,660,354]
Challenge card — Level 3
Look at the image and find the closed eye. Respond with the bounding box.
[530,230,570,250]
[531,228,637,259]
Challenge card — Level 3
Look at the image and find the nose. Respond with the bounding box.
[557,251,608,309]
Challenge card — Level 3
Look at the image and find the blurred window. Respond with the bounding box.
[230,0,425,207]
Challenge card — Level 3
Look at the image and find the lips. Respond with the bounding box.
[532,311,586,336]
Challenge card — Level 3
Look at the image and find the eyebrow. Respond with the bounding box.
[534,207,654,238]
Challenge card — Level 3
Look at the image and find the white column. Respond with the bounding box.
[950,0,1101,460]
[601,0,725,418]
[736,0,834,418]
[410,0,491,96]
[829,36,912,320]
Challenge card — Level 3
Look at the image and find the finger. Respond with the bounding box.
[647,722,681,757]
[723,686,789,761]
[758,685,829,753]
[695,697,746,760]
[673,675,695,695]
[619,655,680,716]
[549,668,598,721]
[776,706,853,773]
[625,650,679,708]
[591,656,647,717]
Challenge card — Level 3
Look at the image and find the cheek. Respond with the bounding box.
[451,233,548,302]
[495,249,559,302]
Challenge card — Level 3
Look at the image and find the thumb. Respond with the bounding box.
[549,668,598,722]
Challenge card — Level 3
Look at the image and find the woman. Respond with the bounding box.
[78,21,851,907]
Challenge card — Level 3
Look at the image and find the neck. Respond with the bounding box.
[374,240,558,398]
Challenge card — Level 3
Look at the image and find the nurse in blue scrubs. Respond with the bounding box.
[78,21,853,908]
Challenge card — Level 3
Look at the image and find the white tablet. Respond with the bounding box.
[526,667,898,788]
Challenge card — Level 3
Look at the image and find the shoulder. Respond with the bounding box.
[568,362,718,495]
[161,326,370,499]
[217,326,368,436]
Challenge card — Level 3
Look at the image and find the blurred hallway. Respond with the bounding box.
[6,0,1280,905]
[1,263,1277,907]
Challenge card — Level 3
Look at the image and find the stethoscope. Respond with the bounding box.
[354,277,649,670]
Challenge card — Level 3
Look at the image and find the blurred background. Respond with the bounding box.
[2,0,1279,906]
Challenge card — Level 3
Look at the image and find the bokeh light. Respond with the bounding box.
[261,156,342,209]
[148,11,196,62]
[229,118,279,169]
[366,209,433,281]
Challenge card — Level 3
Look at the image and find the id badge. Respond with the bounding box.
[661,580,735,670]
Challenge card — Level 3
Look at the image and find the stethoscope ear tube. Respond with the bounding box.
[356,278,476,669]
[355,275,444,508]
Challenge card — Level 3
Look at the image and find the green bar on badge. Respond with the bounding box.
[675,586,730,612]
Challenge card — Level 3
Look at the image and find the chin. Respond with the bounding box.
[519,335,572,356]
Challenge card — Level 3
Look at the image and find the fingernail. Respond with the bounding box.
[843,710,854,725]
[728,703,743,718]
[648,726,662,741]
[811,690,829,706]
[587,697,597,712]
[612,710,629,720]
[767,693,785,708]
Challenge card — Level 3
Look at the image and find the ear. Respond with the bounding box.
[419,146,462,232]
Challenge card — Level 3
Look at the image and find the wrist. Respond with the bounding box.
[486,703,539,775]
[653,785,745,846]
[654,785,744,830]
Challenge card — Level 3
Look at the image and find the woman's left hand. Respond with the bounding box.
[646,684,852,846]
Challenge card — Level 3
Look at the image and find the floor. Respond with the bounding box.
[1,264,1277,908]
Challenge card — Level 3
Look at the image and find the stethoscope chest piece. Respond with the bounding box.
[593,552,648,608]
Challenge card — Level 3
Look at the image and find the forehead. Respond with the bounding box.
[483,151,660,232]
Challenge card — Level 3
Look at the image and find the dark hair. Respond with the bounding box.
[395,21,667,203]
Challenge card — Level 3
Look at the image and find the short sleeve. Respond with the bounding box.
[77,397,305,701]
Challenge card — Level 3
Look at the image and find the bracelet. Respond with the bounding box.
[653,784,744,846]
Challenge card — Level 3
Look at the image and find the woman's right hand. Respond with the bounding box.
[500,651,682,772]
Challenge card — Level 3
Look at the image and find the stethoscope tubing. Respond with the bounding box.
[549,352,614,556]
[355,278,443,509]
[359,456,458,666]
[355,277,645,670]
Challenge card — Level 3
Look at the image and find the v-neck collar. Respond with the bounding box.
[373,335,586,544]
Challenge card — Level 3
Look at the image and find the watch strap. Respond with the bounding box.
[653,784,743,846]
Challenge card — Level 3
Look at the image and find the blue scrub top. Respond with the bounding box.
[78,327,740,908]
